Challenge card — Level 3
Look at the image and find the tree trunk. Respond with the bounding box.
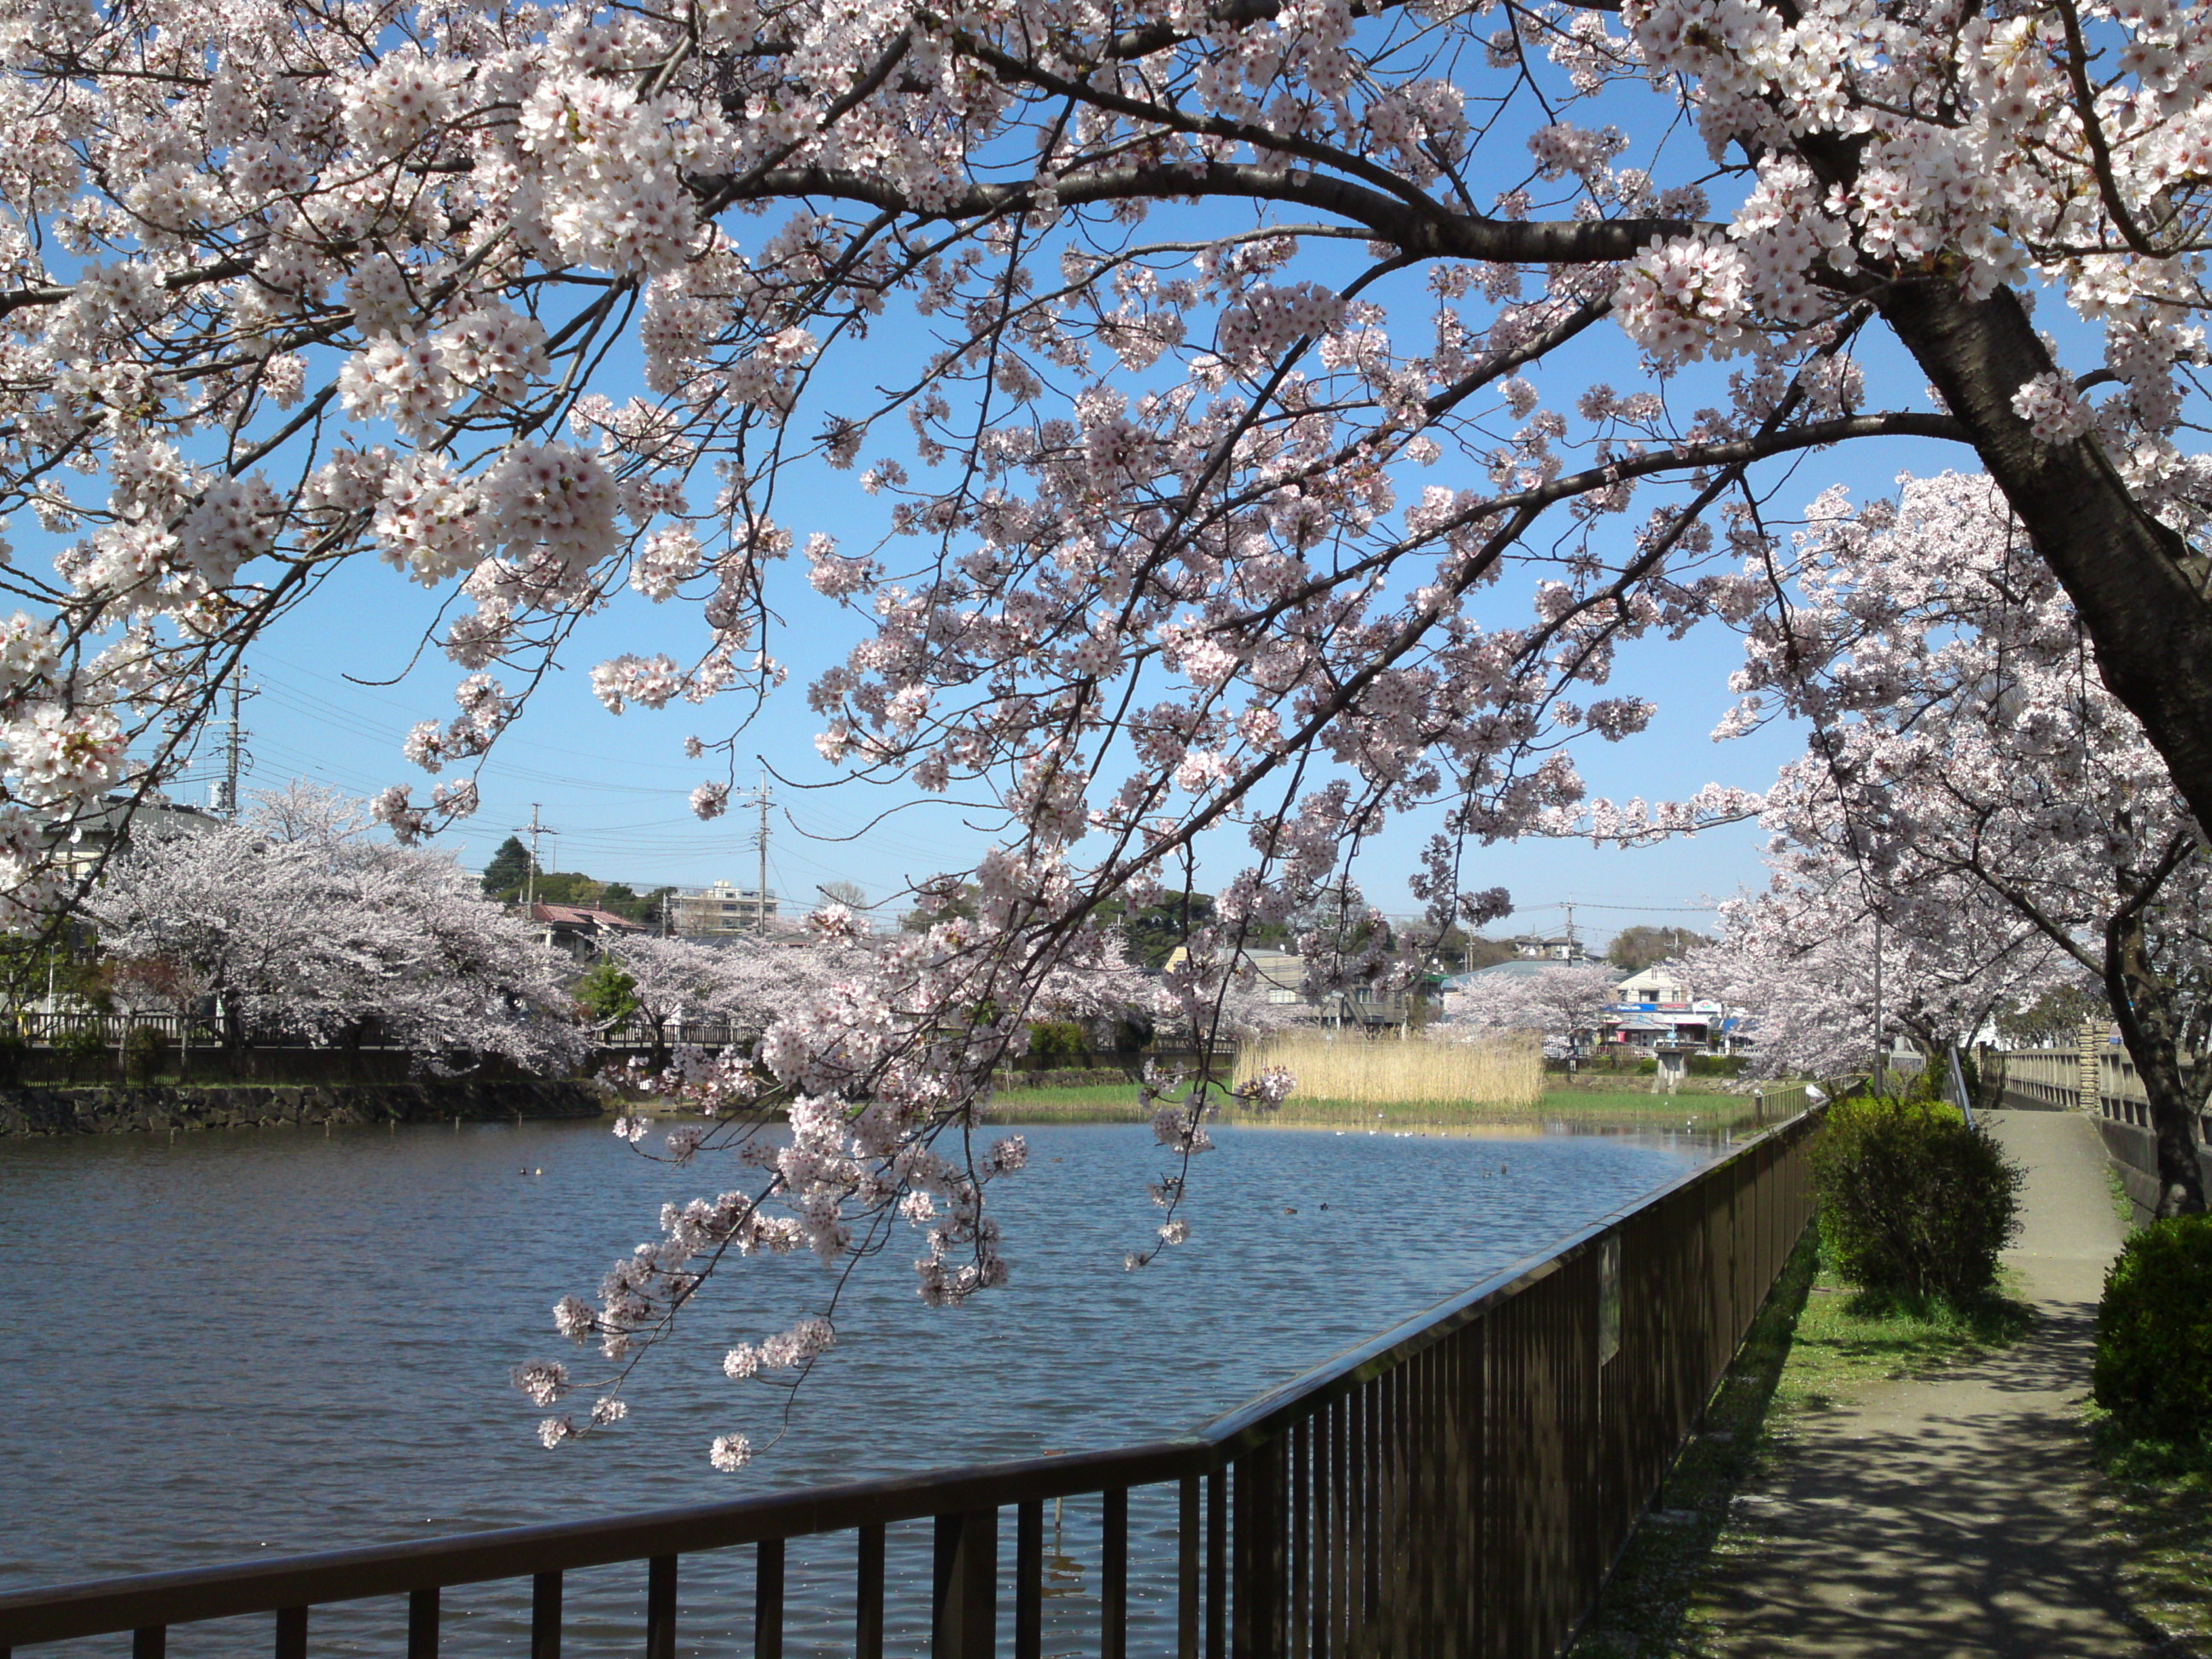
[1877,278,2212,835]
[2104,914,2209,1216]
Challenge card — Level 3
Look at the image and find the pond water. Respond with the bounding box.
[0,1115,1720,1656]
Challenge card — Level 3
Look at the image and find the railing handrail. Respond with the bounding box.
[1198,1107,1796,1447]
[0,1106,1821,1650]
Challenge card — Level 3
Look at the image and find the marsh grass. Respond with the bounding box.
[1233,1029,1544,1109]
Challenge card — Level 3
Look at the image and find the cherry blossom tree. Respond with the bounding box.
[11,0,2212,1458]
[600,932,741,1068]
[1689,864,2077,1087]
[1615,473,2209,1212]
[86,783,584,1070]
[1441,961,1621,1052]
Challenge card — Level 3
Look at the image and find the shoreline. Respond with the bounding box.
[0,1079,606,1135]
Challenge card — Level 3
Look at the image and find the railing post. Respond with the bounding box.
[407,1587,439,1659]
[643,1559,674,1659]
[1231,1444,1286,1659]
[1179,1478,1202,1659]
[858,1524,887,1659]
[933,1507,998,1659]
[1017,1503,1044,1659]
[1102,1488,1128,1659]
[530,1573,560,1659]
[1207,1469,1228,1659]
[755,1540,784,1659]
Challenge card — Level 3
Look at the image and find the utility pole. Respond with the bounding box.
[515,805,556,908]
[1563,899,1578,960]
[1871,911,1886,1097]
[752,771,772,934]
[212,673,254,819]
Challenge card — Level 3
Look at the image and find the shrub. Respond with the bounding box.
[2094,1215,2212,1438]
[1026,1020,1091,1068]
[1687,1053,1749,1078]
[1808,1096,2023,1304]
[122,1024,171,1083]
[55,1022,109,1078]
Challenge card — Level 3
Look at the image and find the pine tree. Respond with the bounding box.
[480,835,533,899]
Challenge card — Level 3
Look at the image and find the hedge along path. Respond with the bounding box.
[1706,1109,2152,1658]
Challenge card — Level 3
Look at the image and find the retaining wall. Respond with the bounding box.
[2097,1115,2212,1229]
[0,1078,607,1136]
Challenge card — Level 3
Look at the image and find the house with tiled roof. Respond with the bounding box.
[529,901,649,961]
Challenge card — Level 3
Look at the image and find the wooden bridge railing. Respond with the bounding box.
[0,1107,1824,1659]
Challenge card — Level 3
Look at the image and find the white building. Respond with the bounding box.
[1166,946,1411,1027]
[671,882,779,937]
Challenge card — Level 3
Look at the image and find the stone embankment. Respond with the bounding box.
[0,1078,606,1135]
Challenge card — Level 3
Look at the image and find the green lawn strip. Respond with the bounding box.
[984,1082,1794,1129]
[1568,1236,2034,1659]
[1566,1227,1819,1659]
[2075,1185,2212,1656]
[1546,1074,1755,1098]
[1763,1265,2034,1417]
[2085,1405,2212,1651]
[985,1082,1154,1121]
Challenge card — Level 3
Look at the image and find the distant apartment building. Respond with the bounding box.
[671,881,779,937]
[1510,934,1594,962]
[46,794,220,880]
[1166,946,1412,1028]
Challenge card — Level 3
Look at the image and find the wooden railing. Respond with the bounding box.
[0,1107,1824,1659]
[1748,1081,1810,1121]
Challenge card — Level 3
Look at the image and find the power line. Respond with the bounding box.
[1512,899,1724,914]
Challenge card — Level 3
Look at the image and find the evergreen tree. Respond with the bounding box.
[1607,927,1711,973]
[480,836,533,899]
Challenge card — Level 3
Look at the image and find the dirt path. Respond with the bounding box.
[1709,1108,2157,1658]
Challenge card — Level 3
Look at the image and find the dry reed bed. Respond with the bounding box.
[1232,1030,1545,1110]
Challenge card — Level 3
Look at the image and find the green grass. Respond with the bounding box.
[984,1080,1807,1131]
[1545,1073,1755,1097]
[1767,1267,2034,1416]
[2086,1404,2212,1652]
[1566,1230,1819,1659]
[2106,1164,2139,1231]
[1251,1097,1567,1132]
[986,1081,1156,1121]
[1567,1236,2034,1659]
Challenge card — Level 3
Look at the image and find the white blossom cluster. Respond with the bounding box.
[2,0,2209,1465]
[86,783,584,1071]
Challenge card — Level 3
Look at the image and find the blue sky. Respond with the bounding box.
[148,104,2003,946]
[211,404,1963,948]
